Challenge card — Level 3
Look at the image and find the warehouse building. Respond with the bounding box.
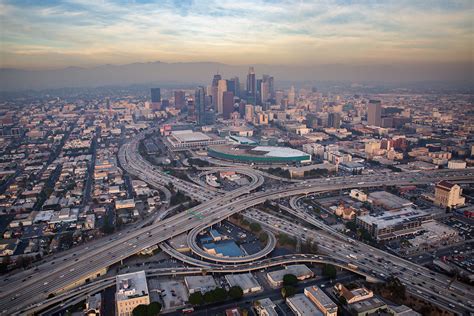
[304,285,338,316]
[267,264,314,286]
[287,293,323,316]
[166,130,227,150]
[184,275,217,294]
[225,273,262,294]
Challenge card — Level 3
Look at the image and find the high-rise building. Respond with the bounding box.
[211,74,222,109]
[367,100,382,126]
[222,91,234,119]
[174,90,186,109]
[227,77,240,98]
[246,67,256,104]
[186,99,195,121]
[256,78,262,104]
[151,88,161,110]
[195,86,206,125]
[268,76,275,98]
[288,86,296,105]
[150,88,161,103]
[275,90,284,107]
[260,77,270,104]
[328,113,341,128]
[217,79,227,114]
[245,104,254,122]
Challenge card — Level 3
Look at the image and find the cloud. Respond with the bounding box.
[0,0,472,68]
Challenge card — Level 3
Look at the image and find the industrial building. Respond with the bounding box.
[356,207,430,241]
[225,273,262,294]
[304,285,338,316]
[115,271,150,316]
[368,191,413,211]
[166,130,227,150]
[184,275,217,294]
[267,264,314,286]
[287,293,324,316]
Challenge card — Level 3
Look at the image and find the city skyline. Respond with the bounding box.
[1,0,472,70]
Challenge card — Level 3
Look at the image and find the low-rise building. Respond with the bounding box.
[434,180,465,209]
[255,298,278,316]
[225,273,261,294]
[267,264,314,286]
[348,296,387,316]
[287,293,323,316]
[350,189,368,202]
[334,283,373,304]
[356,207,430,241]
[368,191,413,211]
[304,285,338,316]
[184,275,217,294]
[115,199,136,210]
[85,293,102,316]
[116,271,150,316]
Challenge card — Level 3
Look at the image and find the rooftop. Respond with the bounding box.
[369,191,413,210]
[225,273,260,291]
[349,296,387,313]
[304,285,338,311]
[170,130,211,143]
[116,271,149,302]
[357,207,428,229]
[184,275,217,292]
[287,293,323,316]
[267,264,313,283]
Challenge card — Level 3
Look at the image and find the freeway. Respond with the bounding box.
[1,129,473,314]
[2,167,472,314]
[31,253,372,315]
[239,206,474,314]
[186,229,276,263]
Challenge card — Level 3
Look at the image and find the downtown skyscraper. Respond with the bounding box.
[246,67,256,105]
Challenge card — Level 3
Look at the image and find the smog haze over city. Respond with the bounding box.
[0,1,473,316]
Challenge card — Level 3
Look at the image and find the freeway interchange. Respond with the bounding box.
[0,131,473,315]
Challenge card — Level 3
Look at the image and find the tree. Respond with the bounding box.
[213,287,228,302]
[204,288,228,304]
[322,264,337,279]
[281,286,296,298]
[147,302,162,315]
[385,276,406,300]
[249,222,262,233]
[259,232,268,243]
[189,292,204,305]
[282,274,298,287]
[228,286,244,300]
[132,304,148,316]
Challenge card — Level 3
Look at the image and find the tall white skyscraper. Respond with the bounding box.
[217,79,227,114]
[288,85,296,105]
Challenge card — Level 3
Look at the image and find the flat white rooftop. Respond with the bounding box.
[170,130,211,143]
[253,146,309,158]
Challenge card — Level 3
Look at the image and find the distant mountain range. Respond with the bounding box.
[0,61,472,91]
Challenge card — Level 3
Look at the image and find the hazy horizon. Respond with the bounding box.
[0,0,473,91]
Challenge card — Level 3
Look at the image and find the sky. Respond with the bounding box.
[0,0,473,69]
